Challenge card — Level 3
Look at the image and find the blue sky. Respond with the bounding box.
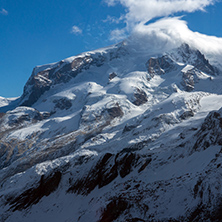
[1,0,222,98]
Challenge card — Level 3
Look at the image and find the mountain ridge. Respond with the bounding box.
[1,38,222,221]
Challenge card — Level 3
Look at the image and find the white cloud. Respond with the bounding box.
[71,26,82,35]
[0,8,8,16]
[105,0,215,31]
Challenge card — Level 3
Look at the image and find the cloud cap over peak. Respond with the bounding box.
[124,17,222,70]
[104,0,221,61]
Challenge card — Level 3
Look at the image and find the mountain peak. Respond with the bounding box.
[19,43,128,107]
[1,32,222,221]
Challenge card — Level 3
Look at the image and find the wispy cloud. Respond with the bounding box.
[71,25,82,35]
[102,15,124,24]
[104,0,118,7]
[110,28,127,41]
[0,8,8,16]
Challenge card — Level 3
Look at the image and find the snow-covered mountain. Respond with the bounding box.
[1,26,222,221]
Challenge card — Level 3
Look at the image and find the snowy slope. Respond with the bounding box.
[1,31,222,221]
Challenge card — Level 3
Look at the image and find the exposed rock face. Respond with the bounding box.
[133,88,148,106]
[193,108,222,152]
[105,105,124,119]
[122,124,137,133]
[0,113,6,125]
[67,152,150,195]
[99,197,131,222]
[7,171,62,211]
[80,103,124,133]
[147,44,216,83]
[1,107,50,129]
[68,153,118,195]
[0,112,5,118]
[53,98,72,110]
[172,43,216,75]
[109,72,117,81]
[146,55,175,76]
[20,44,128,107]
[20,56,93,107]
[180,110,194,120]
[21,76,51,107]
[181,68,199,92]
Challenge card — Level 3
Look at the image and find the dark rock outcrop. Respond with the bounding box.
[8,171,62,211]
[146,55,175,76]
[106,105,124,119]
[175,43,216,75]
[21,76,51,107]
[192,109,222,152]
[133,89,148,106]
[6,108,50,128]
[181,69,199,92]
[180,110,194,120]
[20,56,92,107]
[0,112,6,118]
[123,124,137,133]
[186,198,222,222]
[20,45,128,107]
[68,153,117,195]
[67,152,146,195]
[109,72,117,81]
[99,196,130,222]
[53,98,72,110]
